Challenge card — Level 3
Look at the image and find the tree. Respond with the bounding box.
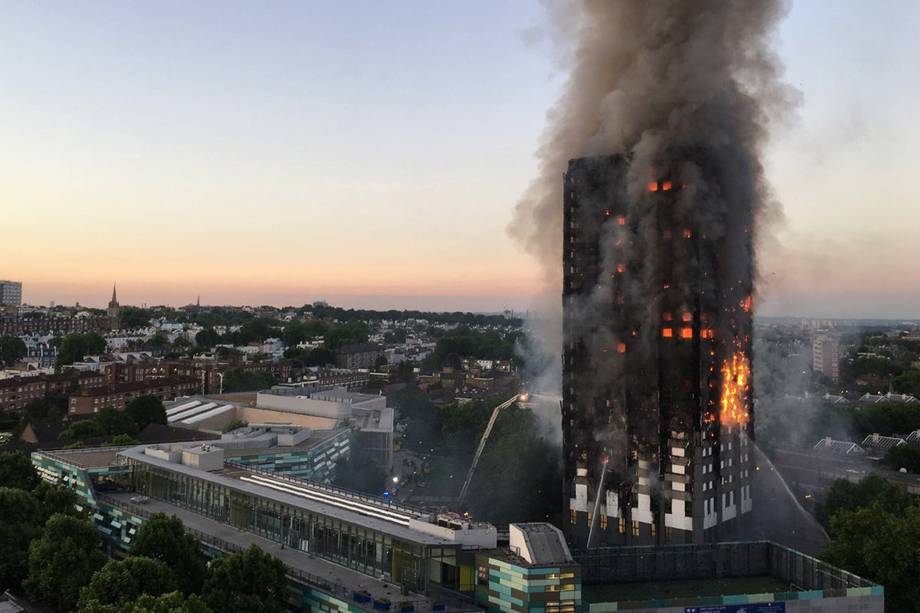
[237,318,280,344]
[823,503,920,612]
[221,419,248,433]
[0,336,27,367]
[374,355,388,369]
[131,513,207,595]
[58,419,106,444]
[173,336,192,351]
[306,347,336,367]
[120,307,153,330]
[32,481,81,522]
[123,591,212,613]
[195,328,220,349]
[325,321,369,350]
[394,361,415,384]
[220,368,275,393]
[95,406,139,437]
[147,332,171,351]
[20,392,69,425]
[126,395,166,428]
[0,451,39,490]
[57,332,107,366]
[281,320,310,347]
[816,475,913,527]
[24,514,106,612]
[201,545,288,613]
[0,487,42,591]
[78,557,177,612]
[383,328,407,344]
[887,445,920,473]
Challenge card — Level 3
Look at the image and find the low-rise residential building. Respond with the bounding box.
[336,343,384,369]
[68,377,198,415]
[0,372,107,414]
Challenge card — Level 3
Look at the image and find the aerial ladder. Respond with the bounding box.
[456,393,528,508]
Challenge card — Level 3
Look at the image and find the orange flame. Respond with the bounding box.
[720,352,750,426]
[740,295,753,313]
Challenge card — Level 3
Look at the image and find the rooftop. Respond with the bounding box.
[38,446,125,469]
[118,444,453,546]
[509,522,573,566]
[101,493,450,611]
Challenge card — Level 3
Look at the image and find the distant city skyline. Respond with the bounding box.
[3,2,919,318]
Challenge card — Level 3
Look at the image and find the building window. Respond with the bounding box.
[570,510,576,525]
[618,517,626,534]
[631,521,640,537]
[600,514,608,530]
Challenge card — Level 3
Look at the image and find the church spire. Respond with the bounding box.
[111,283,117,306]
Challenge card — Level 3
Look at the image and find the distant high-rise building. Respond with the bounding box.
[562,156,754,547]
[0,280,22,311]
[812,331,840,383]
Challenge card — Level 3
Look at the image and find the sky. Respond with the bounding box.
[1,1,918,317]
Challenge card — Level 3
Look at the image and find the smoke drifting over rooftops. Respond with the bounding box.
[511,1,797,396]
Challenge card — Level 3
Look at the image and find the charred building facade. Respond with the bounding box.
[562,155,754,547]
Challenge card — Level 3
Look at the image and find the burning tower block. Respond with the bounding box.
[562,154,754,547]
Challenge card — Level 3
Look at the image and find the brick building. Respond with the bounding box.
[67,377,198,415]
[335,343,384,369]
[0,314,111,336]
[0,372,107,414]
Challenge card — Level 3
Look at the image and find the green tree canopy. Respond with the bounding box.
[24,513,106,612]
[201,544,288,613]
[57,332,105,366]
[823,502,920,612]
[325,321,370,350]
[886,444,920,474]
[0,487,42,592]
[123,591,212,613]
[32,481,81,523]
[0,336,27,367]
[96,406,139,436]
[19,392,69,425]
[282,319,329,347]
[120,307,154,330]
[0,451,39,490]
[58,419,107,444]
[221,368,276,393]
[126,395,167,429]
[131,513,207,595]
[57,332,107,367]
[815,474,913,527]
[194,328,220,349]
[78,557,177,612]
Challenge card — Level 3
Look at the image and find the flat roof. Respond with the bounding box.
[223,428,343,458]
[583,576,790,603]
[118,445,452,546]
[39,447,125,469]
[103,492,451,611]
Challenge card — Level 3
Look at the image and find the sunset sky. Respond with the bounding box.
[2,2,918,317]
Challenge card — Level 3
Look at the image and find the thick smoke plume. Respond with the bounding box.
[511,1,795,398]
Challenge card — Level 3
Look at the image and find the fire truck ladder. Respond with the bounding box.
[456,393,526,508]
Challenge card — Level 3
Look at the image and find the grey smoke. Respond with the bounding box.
[511,1,797,401]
